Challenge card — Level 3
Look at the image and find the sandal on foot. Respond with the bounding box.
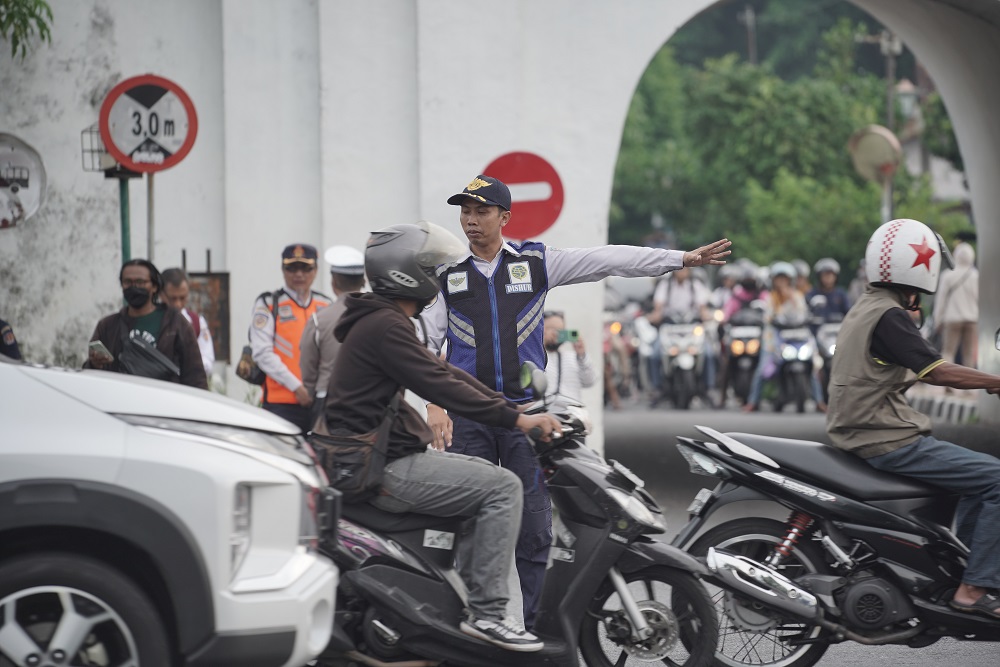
[949,590,1000,620]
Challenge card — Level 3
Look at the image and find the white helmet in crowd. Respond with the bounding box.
[864,218,954,294]
[769,261,797,284]
[813,257,841,276]
[792,259,810,280]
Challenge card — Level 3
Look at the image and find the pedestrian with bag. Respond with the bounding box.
[247,244,332,432]
[84,259,207,389]
[320,220,561,651]
[933,241,979,368]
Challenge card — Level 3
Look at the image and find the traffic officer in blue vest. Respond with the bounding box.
[424,174,731,628]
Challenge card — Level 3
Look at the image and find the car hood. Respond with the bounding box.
[16,363,300,435]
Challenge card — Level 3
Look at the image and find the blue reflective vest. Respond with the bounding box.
[440,242,548,401]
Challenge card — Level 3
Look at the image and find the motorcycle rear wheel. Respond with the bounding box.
[580,565,717,667]
[689,518,829,667]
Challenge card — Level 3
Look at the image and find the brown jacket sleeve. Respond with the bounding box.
[378,321,520,429]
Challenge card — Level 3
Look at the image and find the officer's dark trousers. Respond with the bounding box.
[262,402,313,434]
[448,415,552,629]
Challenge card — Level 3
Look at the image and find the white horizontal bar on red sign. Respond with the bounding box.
[508,182,553,203]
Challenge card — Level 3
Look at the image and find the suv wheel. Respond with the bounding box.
[0,553,171,667]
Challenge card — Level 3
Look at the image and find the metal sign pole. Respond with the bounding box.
[147,172,154,260]
[119,178,131,262]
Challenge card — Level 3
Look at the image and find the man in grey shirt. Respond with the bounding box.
[300,245,366,428]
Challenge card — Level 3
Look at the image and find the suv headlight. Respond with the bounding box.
[232,484,252,577]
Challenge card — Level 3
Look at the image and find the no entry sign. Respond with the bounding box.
[484,152,564,239]
[99,74,198,173]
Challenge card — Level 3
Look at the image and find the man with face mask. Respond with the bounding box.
[85,259,208,389]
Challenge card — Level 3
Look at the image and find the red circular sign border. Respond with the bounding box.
[483,151,564,239]
[99,74,198,173]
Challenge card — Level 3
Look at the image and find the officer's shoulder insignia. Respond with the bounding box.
[1,326,15,346]
[466,177,491,191]
[253,313,268,329]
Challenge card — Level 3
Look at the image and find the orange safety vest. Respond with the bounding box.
[264,291,332,404]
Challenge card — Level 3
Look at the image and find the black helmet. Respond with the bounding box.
[365,220,468,302]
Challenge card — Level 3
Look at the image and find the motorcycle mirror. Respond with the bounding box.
[519,361,548,397]
[995,328,1000,351]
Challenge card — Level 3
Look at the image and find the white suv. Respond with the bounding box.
[0,356,339,667]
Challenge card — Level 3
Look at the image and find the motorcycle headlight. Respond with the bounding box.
[610,321,622,335]
[606,488,666,530]
[693,325,705,337]
[782,346,798,361]
[798,345,814,361]
[747,339,760,355]
[731,340,745,356]
[827,343,836,356]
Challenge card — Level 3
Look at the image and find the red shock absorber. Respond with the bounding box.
[769,511,814,564]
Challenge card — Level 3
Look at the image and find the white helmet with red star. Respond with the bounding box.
[865,218,954,294]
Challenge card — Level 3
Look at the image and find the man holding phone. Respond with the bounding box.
[542,311,594,413]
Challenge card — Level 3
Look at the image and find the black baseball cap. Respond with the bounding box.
[281,244,318,265]
[447,174,511,211]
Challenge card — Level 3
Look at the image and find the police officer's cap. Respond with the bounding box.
[324,245,365,275]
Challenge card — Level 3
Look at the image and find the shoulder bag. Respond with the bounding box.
[308,391,402,504]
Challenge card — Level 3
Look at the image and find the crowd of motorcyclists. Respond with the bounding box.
[603,255,856,412]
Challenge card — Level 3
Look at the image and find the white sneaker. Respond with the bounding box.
[460,617,544,652]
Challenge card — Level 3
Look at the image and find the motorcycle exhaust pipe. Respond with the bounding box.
[705,548,820,621]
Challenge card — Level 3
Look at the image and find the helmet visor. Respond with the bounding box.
[936,233,956,271]
[416,221,469,269]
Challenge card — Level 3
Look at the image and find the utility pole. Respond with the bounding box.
[737,4,758,65]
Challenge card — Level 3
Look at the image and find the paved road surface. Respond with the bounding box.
[603,406,998,667]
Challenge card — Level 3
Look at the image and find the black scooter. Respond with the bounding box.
[672,425,1000,667]
[318,364,727,667]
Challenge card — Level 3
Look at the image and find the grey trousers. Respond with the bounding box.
[867,435,1000,589]
[370,450,523,620]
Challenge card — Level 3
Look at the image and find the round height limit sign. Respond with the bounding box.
[100,74,197,173]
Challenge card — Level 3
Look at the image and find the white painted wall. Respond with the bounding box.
[4,0,1000,431]
[0,0,225,366]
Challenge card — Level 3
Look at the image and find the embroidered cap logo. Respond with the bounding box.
[465,177,492,192]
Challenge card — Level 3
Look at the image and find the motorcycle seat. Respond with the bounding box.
[341,501,464,534]
[726,432,950,501]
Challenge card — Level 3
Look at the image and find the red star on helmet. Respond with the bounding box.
[909,237,936,270]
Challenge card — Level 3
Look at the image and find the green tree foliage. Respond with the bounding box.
[0,0,52,60]
[609,9,968,280]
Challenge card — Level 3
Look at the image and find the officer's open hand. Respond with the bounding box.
[683,238,732,267]
[426,404,453,451]
[516,413,563,442]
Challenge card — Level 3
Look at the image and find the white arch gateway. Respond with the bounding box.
[2,1,999,437]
